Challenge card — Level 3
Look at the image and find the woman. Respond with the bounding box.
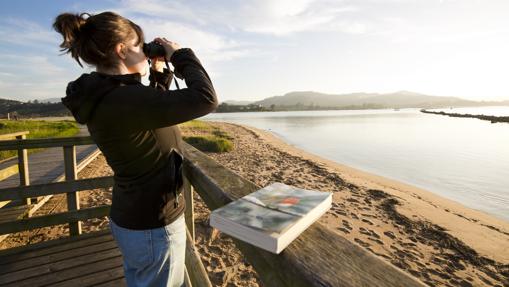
[53,11,217,287]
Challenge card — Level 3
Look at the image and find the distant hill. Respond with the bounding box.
[253,91,507,109]
[39,97,62,104]
[2,91,508,117]
[222,100,255,105]
[0,98,70,118]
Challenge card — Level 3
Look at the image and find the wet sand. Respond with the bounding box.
[1,121,508,286]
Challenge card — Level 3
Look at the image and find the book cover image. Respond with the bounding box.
[242,182,330,217]
[212,199,298,234]
[212,182,330,235]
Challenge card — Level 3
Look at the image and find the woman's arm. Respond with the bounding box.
[113,48,218,132]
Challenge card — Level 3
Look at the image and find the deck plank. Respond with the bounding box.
[0,229,110,262]
[51,266,125,287]
[94,277,127,287]
[0,241,118,275]
[0,247,120,285]
[0,230,127,287]
[14,256,123,287]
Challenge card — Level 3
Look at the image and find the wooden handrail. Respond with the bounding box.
[0,136,94,150]
[182,142,425,287]
[0,205,110,235]
[0,176,114,202]
[0,131,29,141]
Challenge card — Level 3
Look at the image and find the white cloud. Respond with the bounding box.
[0,18,59,49]
[0,52,83,101]
[238,0,362,35]
[133,18,250,63]
[0,54,67,75]
[0,17,82,101]
[117,0,363,35]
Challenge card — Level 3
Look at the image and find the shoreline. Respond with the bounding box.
[236,123,509,264]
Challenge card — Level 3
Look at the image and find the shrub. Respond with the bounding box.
[179,120,212,131]
[183,135,233,153]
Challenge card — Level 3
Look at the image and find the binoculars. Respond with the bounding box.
[143,41,166,58]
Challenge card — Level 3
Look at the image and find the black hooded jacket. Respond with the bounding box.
[62,48,218,229]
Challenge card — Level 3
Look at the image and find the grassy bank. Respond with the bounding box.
[179,120,233,152]
[0,120,80,160]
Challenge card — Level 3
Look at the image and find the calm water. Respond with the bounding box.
[203,107,509,221]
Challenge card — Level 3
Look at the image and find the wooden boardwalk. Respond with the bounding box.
[0,229,127,286]
[0,125,101,242]
[0,126,98,189]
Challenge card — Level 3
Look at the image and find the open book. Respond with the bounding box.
[210,182,332,254]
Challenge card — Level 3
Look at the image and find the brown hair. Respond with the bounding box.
[53,11,144,69]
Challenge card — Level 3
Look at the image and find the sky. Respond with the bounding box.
[0,0,508,102]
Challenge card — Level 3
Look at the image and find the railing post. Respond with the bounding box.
[16,134,30,207]
[185,228,212,287]
[63,145,81,236]
[183,177,195,242]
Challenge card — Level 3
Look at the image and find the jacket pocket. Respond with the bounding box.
[168,149,184,196]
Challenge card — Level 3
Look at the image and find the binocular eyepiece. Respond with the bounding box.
[143,41,166,58]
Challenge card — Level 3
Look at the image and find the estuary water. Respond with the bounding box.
[203,107,509,221]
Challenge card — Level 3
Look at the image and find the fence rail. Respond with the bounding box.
[0,206,109,235]
[0,131,29,141]
[0,176,114,202]
[0,136,95,150]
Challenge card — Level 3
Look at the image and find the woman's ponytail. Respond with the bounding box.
[53,13,89,67]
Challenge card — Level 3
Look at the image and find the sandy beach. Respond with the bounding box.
[1,121,508,286]
[200,122,509,287]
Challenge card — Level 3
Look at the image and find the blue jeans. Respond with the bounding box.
[108,213,187,287]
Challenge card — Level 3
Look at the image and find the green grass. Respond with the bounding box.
[179,120,212,131]
[183,135,233,152]
[0,120,80,160]
[179,120,234,153]
[211,129,234,140]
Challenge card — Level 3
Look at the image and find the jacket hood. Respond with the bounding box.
[62,72,142,124]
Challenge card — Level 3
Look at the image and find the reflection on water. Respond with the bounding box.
[203,107,509,221]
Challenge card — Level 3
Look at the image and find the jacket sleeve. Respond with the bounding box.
[116,48,218,132]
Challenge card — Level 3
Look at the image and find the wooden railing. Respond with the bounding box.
[0,136,210,287]
[0,135,99,231]
[0,136,425,287]
[0,131,30,207]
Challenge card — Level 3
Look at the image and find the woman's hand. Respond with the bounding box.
[154,37,181,60]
